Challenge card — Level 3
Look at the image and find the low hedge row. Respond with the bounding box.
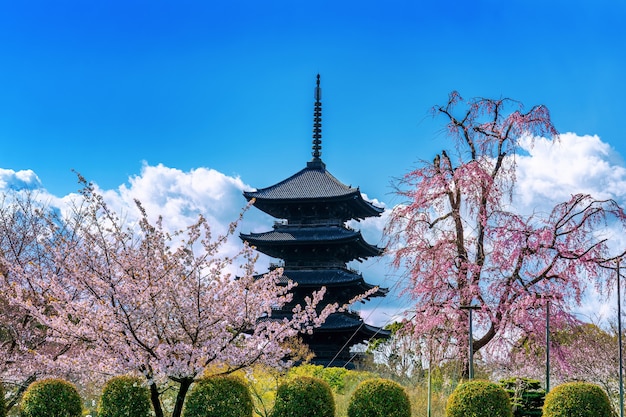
[445,380,612,417]
[20,378,83,417]
[542,382,612,417]
[10,374,613,417]
[0,382,6,417]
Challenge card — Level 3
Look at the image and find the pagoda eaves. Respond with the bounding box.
[240,226,383,262]
[243,165,383,221]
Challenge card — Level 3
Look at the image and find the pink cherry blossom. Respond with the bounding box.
[386,92,626,378]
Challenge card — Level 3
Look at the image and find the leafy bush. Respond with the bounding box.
[0,381,6,417]
[287,364,349,394]
[347,378,411,417]
[499,377,545,417]
[446,380,512,417]
[542,382,612,417]
[270,376,335,417]
[20,378,82,417]
[183,375,253,417]
[98,375,152,417]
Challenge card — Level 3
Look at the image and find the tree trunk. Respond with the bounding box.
[461,359,470,380]
[171,378,194,417]
[149,382,164,417]
[6,374,37,412]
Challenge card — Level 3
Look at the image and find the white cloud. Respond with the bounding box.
[510,133,626,326]
[514,133,626,213]
[5,133,623,328]
[98,163,277,268]
[0,168,42,191]
[112,163,252,233]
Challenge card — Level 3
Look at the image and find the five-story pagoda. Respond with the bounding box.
[240,75,389,367]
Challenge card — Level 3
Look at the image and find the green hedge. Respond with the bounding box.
[270,376,335,417]
[0,381,6,417]
[499,377,545,417]
[183,375,253,417]
[446,380,512,417]
[542,382,612,417]
[98,375,152,417]
[20,378,82,417]
[347,378,411,417]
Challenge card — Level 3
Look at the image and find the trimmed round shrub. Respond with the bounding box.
[347,378,411,417]
[499,377,545,417]
[0,381,6,417]
[542,382,612,417]
[446,380,512,417]
[20,378,82,417]
[98,375,152,417]
[270,376,335,417]
[183,375,253,417]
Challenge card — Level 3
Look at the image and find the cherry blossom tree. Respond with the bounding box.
[385,92,626,377]
[0,191,74,411]
[498,320,621,412]
[5,179,335,417]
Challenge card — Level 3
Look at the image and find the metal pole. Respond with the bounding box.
[428,358,433,417]
[618,259,624,417]
[469,308,474,380]
[461,305,479,380]
[546,299,550,393]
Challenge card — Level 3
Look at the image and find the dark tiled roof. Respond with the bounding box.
[282,268,364,285]
[241,226,383,260]
[244,166,358,200]
[278,269,388,297]
[312,312,391,338]
[242,225,361,243]
[267,311,390,337]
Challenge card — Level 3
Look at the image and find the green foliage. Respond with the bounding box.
[366,322,405,353]
[270,376,335,417]
[0,381,6,417]
[499,377,545,417]
[542,382,612,417]
[98,375,152,417]
[183,375,253,417]
[20,378,82,417]
[232,365,281,417]
[347,378,411,417]
[287,364,350,394]
[446,380,512,417]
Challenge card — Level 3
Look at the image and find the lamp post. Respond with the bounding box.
[618,259,624,417]
[427,357,432,417]
[546,298,550,393]
[541,293,563,393]
[460,304,480,379]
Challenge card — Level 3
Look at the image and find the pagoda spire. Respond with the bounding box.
[309,74,325,169]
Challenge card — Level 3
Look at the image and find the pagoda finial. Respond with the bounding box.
[310,74,324,166]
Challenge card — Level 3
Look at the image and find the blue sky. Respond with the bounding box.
[1,1,625,325]
[1,0,624,199]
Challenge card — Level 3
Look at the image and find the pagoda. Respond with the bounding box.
[240,75,389,367]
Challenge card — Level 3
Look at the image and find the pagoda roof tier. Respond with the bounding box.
[243,165,383,221]
[270,311,390,339]
[272,310,391,344]
[240,226,383,262]
[278,268,388,298]
[311,312,390,339]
